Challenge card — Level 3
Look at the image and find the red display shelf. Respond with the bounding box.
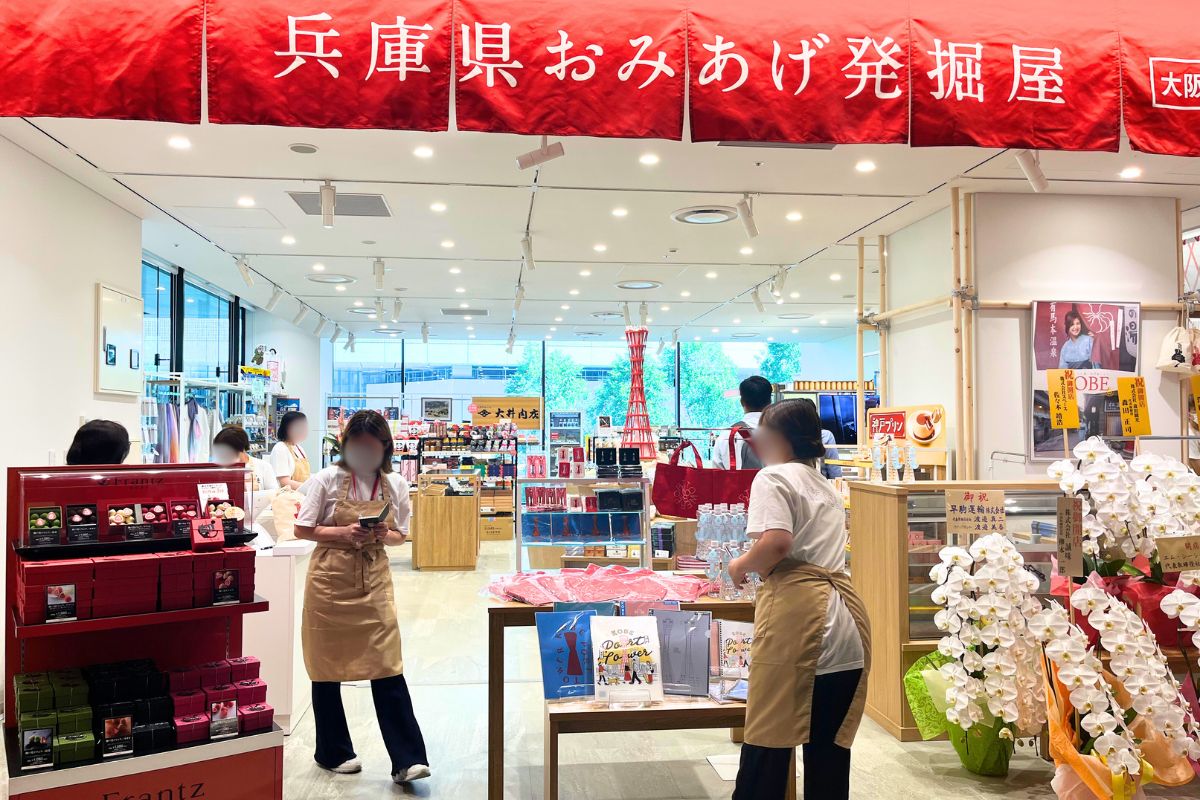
[12,595,269,640]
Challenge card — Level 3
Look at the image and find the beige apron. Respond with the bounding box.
[743,561,872,749]
[301,472,403,682]
[289,445,312,484]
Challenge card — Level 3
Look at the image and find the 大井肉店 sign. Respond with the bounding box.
[471,396,542,429]
[4,0,1200,154]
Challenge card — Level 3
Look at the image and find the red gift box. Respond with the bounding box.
[18,558,94,584]
[92,554,161,580]
[196,662,231,688]
[94,580,158,598]
[191,517,225,552]
[227,656,261,682]
[167,667,201,692]
[203,683,236,705]
[157,551,194,575]
[237,702,274,733]
[161,574,192,593]
[234,678,267,706]
[173,713,208,745]
[171,689,206,717]
[16,584,94,624]
[222,546,256,570]
[159,591,193,611]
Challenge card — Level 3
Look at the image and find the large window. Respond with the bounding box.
[141,262,174,372]
[182,281,231,379]
[544,340,677,438]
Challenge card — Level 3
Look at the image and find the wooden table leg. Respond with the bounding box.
[488,613,505,800]
[543,705,559,800]
[728,726,744,744]
[785,748,797,800]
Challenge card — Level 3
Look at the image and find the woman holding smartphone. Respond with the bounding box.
[293,410,429,786]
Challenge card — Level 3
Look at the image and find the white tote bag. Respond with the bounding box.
[1156,327,1194,373]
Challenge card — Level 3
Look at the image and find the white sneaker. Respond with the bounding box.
[320,758,362,774]
[393,764,431,783]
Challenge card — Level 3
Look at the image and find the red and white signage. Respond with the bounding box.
[1121,0,1200,156]
[207,0,451,129]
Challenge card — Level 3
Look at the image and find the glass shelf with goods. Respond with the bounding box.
[513,477,650,571]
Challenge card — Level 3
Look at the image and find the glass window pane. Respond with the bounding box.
[545,340,677,438]
[182,282,230,379]
[678,342,753,429]
[141,263,173,372]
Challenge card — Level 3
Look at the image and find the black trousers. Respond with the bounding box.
[312,674,429,775]
[732,668,863,800]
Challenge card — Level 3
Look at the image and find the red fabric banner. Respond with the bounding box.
[1121,0,1200,156]
[207,0,450,130]
[0,0,201,122]
[687,0,908,144]
[910,0,1121,151]
[453,0,685,139]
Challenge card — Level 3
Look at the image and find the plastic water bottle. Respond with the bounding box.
[695,504,712,561]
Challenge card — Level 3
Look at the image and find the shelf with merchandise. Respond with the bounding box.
[13,596,269,640]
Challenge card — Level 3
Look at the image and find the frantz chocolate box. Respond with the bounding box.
[170,689,206,717]
[237,702,274,733]
[203,683,236,706]
[92,554,161,580]
[234,678,267,706]
[227,656,261,682]
[167,667,200,692]
[173,713,208,745]
[196,661,231,688]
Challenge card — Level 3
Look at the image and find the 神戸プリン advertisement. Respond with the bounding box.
[1030,301,1140,460]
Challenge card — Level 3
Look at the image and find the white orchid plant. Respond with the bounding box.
[931,533,1047,737]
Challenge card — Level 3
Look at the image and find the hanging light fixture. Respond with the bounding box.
[314,317,330,337]
[506,328,516,354]
[373,258,385,290]
[516,136,566,170]
[622,302,632,326]
[639,301,649,327]
[292,305,311,326]
[657,338,665,355]
[349,333,356,353]
[236,256,254,288]
[374,297,385,319]
[1014,150,1049,193]
[391,299,403,324]
[736,194,759,239]
[514,283,525,311]
[421,322,430,344]
[753,289,765,313]
[331,325,343,344]
[320,180,336,228]
[520,235,535,271]
[264,285,285,312]
[770,266,788,298]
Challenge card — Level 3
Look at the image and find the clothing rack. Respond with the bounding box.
[144,373,250,464]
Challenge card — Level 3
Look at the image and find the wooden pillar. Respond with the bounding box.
[1178,198,1188,462]
[857,237,867,449]
[878,234,889,407]
[950,187,965,479]
[962,193,975,480]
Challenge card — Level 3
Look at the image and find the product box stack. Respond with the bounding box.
[193,547,256,606]
[157,551,194,611]
[555,446,587,478]
[16,558,94,623]
[169,656,273,744]
[92,554,160,617]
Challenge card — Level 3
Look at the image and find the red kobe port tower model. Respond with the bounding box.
[621,326,656,460]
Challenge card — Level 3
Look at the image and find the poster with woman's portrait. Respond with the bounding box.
[1030,301,1140,460]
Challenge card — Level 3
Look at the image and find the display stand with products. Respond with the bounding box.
[4,463,282,799]
[848,479,1058,741]
[515,477,650,571]
[412,473,481,571]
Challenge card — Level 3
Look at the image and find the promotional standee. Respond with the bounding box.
[4,464,283,800]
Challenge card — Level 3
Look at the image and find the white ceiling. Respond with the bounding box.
[8,117,1200,343]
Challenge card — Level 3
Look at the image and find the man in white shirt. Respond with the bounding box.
[713,376,773,470]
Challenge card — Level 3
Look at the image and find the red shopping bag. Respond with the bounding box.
[651,435,759,519]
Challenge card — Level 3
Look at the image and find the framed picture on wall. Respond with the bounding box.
[422,397,452,421]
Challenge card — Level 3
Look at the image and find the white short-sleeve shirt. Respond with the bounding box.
[270,442,306,481]
[746,462,864,675]
[294,466,412,532]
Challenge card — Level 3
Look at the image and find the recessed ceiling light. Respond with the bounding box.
[308,273,356,284]
[554,316,564,322]
[579,269,591,277]
[281,235,296,245]
[646,317,653,323]
[469,334,476,339]
[820,319,829,325]
[369,314,377,320]
[660,305,670,311]
[449,267,461,274]
[466,326,475,331]
[855,159,877,173]
[791,328,800,334]
[167,135,191,150]
[463,316,472,321]
[390,333,398,338]
[455,287,465,293]
[550,327,558,332]
[786,211,803,222]
[156,286,166,292]
[1119,166,1143,180]
[767,336,775,342]
[705,271,718,279]
[414,146,434,159]
[335,285,347,292]
[289,143,318,154]
[732,318,741,324]
[569,289,580,295]
[430,201,447,212]
[311,263,325,272]
[680,290,691,297]
[186,298,195,304]
[236,196,255,207]
[739,246,753,256]
[830,273,842,281]
[441,240,455,249]
[459,302,469,308]
[561,304,571,310]
[353,300,364,307]
[639,153,660,166]
[593,243,607,252]
[694,336,701,341]
[779,312,813,320]
[672,205,739,225]
[591,311,623,320]
[612,207,628,218]
[362,240,376,245]
[616,281,661,291]
[789,291,800,299]
[545,334,552,339]
[776,297,785,305]
[711,327,720,333]
[731,332,757,339]
[380,324,389,329]
[348,307,376,315]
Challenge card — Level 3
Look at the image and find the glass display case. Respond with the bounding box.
[847,479,1060,742]
[514,478,650,571]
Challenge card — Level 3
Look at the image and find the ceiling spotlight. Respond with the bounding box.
[830,273,842,282]
[554,316,563,322]
[292,305,311,326]
[1014,150,1049,193]
[373,258,385,290]
[459,302,469,309]
[514,284,525,311]
[430,201,447,213]
[454,286,465,293]
[789,291,800,299]
[441,240,455,249]
[771,266,788,298]
[315,318,330,337]
[622,303,633,326]
[775,297,784,305]
[280,235,296,247]
[335,285,347,292]
[1119,165,1143,180]
[236,196,255,208]
[236,256,253,288]
[736,194,759,239]
[421,322,430,344]
[311,263,325,272]
[786,211,803,222]
[167,135,192,150]
[521,235,536,271]
[320,180,336,228]
[612,207,628,218]
[413,145,434,159]
[593,243,607,253]
[391,299,403,323]
[739,246,753,256]
[712,327,720,333]
[855,160,877,173]
[347,333,357,352]
[657,339,666,355]
[732,318,741,324]
[639,153,660,166]
[681,290,691,298]
[331,325,343,344]
[264,285,285,312]
[353,300,364,307]
[753,290,765,313]
[579,269,591,277]
[660,305,670,312]
[561,304,570,310]
[449,266,462,275]
[516,135,565,170]
[705,271,718,279]
[374,297,385,319]
[569,289,580,296]
[820,319,829,325]
[639,302,649,326]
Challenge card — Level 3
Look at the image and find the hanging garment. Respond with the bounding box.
[186,399,202,462]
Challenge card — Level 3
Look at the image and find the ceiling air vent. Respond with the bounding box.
[440,308,489,317]
[288,192,392,217]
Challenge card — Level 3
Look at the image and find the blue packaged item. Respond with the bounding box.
[610,512,640,542]
[535,610,598,700]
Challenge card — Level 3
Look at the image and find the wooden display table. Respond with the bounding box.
[487,596,754,800]
[544,698,795,800]
[413,473,480,570]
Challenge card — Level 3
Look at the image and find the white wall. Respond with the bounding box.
[247,309,324,462]
[0,136,143,467]
[973,193,1181,477]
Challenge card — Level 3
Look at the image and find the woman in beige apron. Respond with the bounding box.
[728,399,871,800]
[293,410,429,785]
[271,411,312,489]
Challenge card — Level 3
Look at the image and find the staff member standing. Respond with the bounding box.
[713,376,772,470]
[211,425,279,491]
[728,399,870,800]
[293,410,429,785]
[271,411,311,490]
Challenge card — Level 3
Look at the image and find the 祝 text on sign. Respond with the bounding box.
[1047,369,1080,430]
[1156,535,1200,572]
[1117,377,1152,437]
[471,396,542,429]
[946,489,1007,537]
[1056,496,1084,578]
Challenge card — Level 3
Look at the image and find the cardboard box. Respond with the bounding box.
[92,554,160,581]
[234,678,267,706]
[19,558,94,585]
[56,706,92,735]
[222,546,256,569]
[197,661,231,688]
[227,656,260,682]
[52,732,95,765]
[173,714,208,745]
[19,710,57,735]
[656,516,697,558]
[14,681,55,713]
[156,551,194,575]
[159,591,193,611]
[170,689,206,717]
[237,702,274,733]
[133,696,172,725]
[204,684,236,706]
[51,679,88,708]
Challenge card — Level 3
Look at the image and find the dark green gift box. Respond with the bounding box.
[14,681,55,713]
[56,706,92,735]
[19,710,57,735]
[53,732,95,765]
[52,680,88,708]
[48,669,82,683]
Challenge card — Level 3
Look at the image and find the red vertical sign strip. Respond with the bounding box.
[1121,0,1200,155]
[207,0,451,130]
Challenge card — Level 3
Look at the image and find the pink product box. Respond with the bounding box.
[167,667,201,692]
[227,656,261,682]
[174,713,208,745]
[196,661,231,688]
[237,702,274,733]
[170,689,206,717]
[234,678,267,706]
[203,684,236,706]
